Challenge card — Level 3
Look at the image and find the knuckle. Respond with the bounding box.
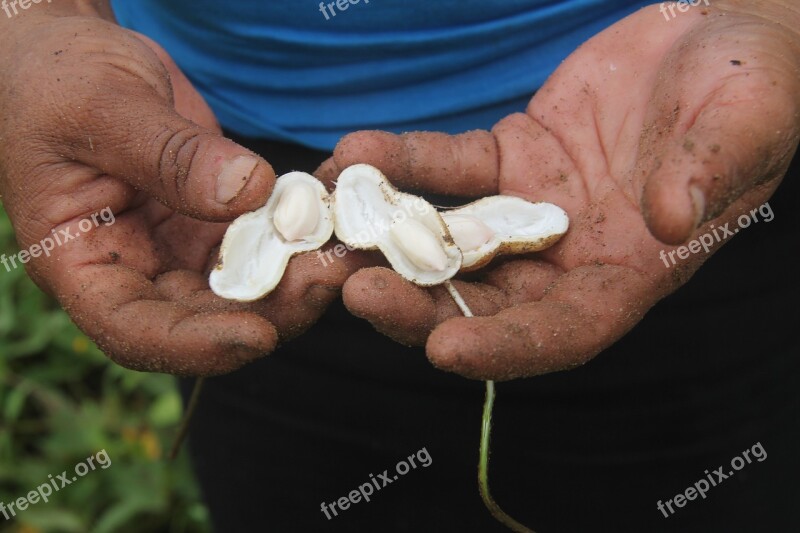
[493,112,533,136]
[151,125,205,197]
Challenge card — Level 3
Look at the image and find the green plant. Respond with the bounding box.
[0,204,211,533]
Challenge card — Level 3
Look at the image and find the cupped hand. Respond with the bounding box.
[0,16,371,375]
[318,2,800,380]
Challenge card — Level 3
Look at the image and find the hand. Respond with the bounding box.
[0,14,371,375]
[318,2,800,380]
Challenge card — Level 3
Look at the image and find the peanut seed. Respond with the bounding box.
[444,214,495,252]
[389,218,448,272]
[273,182,320,241]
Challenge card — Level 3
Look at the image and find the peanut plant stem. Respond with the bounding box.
[444,280,535,533]
[479,379,535,533]
[169,377,205,461]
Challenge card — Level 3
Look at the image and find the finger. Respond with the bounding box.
[55,264,278,376]
[314,157,341,191]
[640,58,800,244]
[68,102,275,222]
[157,242,383,340]
[481,259,565,305]
[56,33,275,221]
[329,130,500,196]
[342,260,562,346]
[249,243,383,339]
[342,267,437,346]
[425,264,656,381]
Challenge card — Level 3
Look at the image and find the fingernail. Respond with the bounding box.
[216,155,258,204]
[690,185,705,229]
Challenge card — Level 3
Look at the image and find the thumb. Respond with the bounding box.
[640,70,799,245]
[57,34,275,221]
[134,32,222,132]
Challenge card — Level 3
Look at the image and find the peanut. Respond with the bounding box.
[389,218,448,272]
[273,182,320,241]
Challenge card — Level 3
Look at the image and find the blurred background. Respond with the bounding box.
[0,204,211,532]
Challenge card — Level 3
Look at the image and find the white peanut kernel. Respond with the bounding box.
[273,182,320,241]
[444,214,495,252]
[389,218,448,272]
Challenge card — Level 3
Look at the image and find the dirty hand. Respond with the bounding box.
[0,10,369,375]
[319,1,800,380]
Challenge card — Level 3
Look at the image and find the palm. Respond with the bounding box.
[329,4,800,380]
[500,5,793,276]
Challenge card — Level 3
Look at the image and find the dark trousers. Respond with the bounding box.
[181,134,800,533]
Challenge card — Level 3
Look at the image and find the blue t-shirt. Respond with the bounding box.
[111,0,650,150]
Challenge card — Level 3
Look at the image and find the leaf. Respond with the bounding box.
[18,507,87,532]
[148,391,183,428]
[92,497,166,533]
[4,382,31,422]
